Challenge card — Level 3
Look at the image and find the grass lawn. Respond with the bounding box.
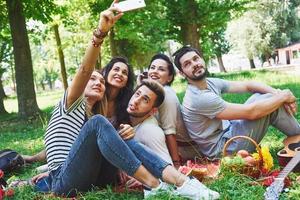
[1,69,300,199]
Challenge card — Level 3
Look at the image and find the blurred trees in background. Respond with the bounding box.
[226,0,300,68]
[5,0,57,118]
[1,0,300,118]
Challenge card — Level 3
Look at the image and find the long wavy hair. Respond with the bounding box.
[85,69,108,119]
[102,57,134,127]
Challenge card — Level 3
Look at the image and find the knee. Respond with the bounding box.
[89,115,109,124]
[246,93,273,104]
[125,139,141,150]
[88,115,112,129]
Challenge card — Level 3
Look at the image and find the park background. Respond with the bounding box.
[0,0,300,199]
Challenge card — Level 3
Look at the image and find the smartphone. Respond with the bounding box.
[142,71,148,79]
[114,0,146,12]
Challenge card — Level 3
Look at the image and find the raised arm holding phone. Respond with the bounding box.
[30,2,220,199]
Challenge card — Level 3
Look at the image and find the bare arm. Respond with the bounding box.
[217,89,296,120]
[22,149,46,163]
[227,80,298,115]
[227,80,277,94]
[66,1,123,108]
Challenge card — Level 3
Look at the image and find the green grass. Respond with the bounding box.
[1,70,300,199]
[3,89,63,113]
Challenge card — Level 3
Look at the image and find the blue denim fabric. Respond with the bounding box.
[125,139,169,178]
[37,115,169,197]
[34,176,52,192]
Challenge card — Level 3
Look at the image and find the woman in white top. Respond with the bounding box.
[143,54,200,167]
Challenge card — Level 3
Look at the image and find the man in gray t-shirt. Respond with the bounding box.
[173,46,300,158]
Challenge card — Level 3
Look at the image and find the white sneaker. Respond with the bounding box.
[175,177,220,200]
[144,181,174,199]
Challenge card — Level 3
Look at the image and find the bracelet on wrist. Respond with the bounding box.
[93,28,108,40]
[91,36,103,48]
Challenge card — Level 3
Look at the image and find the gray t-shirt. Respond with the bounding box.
[182,78,230,157]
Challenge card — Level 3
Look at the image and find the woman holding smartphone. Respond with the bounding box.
[31,2,219,200]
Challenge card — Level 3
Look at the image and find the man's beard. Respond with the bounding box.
[128,109,152,118]
[189,68,208,81]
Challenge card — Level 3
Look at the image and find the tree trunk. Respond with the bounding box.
[53,24,68,90]
[181,23,202,54]
[217,55,227,72]
[48,79,53,90]
[179,0,203,57]
[249,58,256,69]
[40,80,45,91]
[109,28,118,57]
[6,0,40,119]
[0,44,8,114]
[96,53,101,69]
[265,53,271,66]
[10,60,16,91]
[109,28,130,58]
[0,78,8,115]
[117,40,130,57]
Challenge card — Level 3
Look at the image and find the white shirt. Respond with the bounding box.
[133,116,172,164]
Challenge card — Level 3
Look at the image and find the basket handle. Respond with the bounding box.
[222,135,263,168]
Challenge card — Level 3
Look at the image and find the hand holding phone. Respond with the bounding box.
[137,71,148,85]
[114,0,146,12]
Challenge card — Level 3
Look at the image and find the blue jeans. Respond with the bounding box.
[36,115,169,197]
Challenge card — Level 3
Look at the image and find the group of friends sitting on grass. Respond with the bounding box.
[19,1,300,200]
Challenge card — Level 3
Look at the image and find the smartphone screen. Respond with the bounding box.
[114,0,146,12]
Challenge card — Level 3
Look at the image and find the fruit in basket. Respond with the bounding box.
[237,150,249,158]
[222,156,245,167]
[243,156,257,166]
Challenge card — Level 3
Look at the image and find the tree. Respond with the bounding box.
[90,0,171,67]
[0,64,8,115]
[226,0,300,68]
[202,27,230,72]
[269,0,300,48]
[5,0,58,119]
[227,15,261,68]
[53,23,68,90]
[6,0,40,119]
[0,1,11,115]
[164,0,251,56]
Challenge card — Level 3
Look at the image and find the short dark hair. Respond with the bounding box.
[173,46,202,72]
[148,53,175,85]
[136,80,165,107]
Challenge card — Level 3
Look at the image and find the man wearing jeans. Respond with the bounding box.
[173,46,300,158]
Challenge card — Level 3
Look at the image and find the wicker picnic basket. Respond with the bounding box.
[222,135,264,178]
